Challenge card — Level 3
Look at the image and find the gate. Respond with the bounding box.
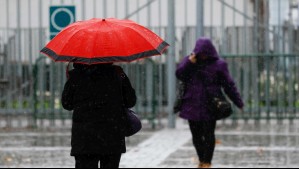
[0,0,298,128]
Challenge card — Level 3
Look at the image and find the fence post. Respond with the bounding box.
[32,57,46,128]
[167,0,176,128]
[148,59,158,129]
[196,0,204,38]
[146,60,154,128]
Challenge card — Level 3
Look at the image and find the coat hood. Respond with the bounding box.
[193,38,220,61]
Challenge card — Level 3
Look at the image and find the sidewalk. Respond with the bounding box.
[120,119,191,168]
[0,119,299,168]
[121,119,299,168]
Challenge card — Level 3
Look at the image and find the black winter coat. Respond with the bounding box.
[62,64,137,156]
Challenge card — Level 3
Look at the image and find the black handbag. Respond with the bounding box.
[115,67,142,137]
[208,96,233,120]
[199,70,233,120]
[124,109,142,137]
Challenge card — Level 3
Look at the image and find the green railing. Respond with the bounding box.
[32,58,161,128]
[121,59,161,129]
[2,53,299,128]
[32,57,70,127]
[223,54,299,121]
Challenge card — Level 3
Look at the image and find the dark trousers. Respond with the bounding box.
[188,120,216,164]
[75,154,122,168]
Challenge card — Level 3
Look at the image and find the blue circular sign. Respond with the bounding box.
[51,8,75,31]
[50,6,76,39]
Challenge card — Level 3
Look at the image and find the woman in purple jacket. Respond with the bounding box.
[176,38,244,168]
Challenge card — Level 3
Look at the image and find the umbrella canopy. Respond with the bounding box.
[41,18,169,65]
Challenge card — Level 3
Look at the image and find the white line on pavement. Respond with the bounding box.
[120,120,192,168]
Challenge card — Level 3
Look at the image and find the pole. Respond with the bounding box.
[103,0,107,18]
[17,0,23,115]
[196,0,204,38]
[82,0,86,20]
[264,0,271,120]
[115,0,118,18]
[298,3,299,29]
[125,0,129,17]
[221,0,226,53]
[5,0,12,127]
[167,0,176,128]
[94,0,97,17]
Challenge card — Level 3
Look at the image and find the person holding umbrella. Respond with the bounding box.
[41,18,168,168]
[176,38,244,168]
[62,63,136,168]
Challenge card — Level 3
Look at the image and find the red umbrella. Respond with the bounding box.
[41,18,169,65]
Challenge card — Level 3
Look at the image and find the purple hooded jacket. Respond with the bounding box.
[176,38,244,121]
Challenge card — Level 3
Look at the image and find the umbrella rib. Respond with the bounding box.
[104,21,130,57]
[52,21,97,54]
[110,22,159,55]
[92,21,108,59]
[57,29,88,56]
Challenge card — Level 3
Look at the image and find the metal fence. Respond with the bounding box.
[30,52,299,126]
[0,0,299,128]
[226,54,299,121]
[1,29,299,128]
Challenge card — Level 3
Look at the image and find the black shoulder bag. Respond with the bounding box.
[115,67,142,137]
[205,82,233,120]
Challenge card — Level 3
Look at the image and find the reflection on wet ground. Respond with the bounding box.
[0,120,298,168]
[163,134,299,168]
[161,120,299,168]
[0,132,152,148]
[0,131,154,168]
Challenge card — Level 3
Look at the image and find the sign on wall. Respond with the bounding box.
[50,6,76,40]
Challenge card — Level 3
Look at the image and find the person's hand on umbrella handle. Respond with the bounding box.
[189,53,197,64]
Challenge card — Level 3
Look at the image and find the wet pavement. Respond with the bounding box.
[0,119,298,168]
[160,120,299,168]
[162,135,299,168]
[0,131,154,168]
